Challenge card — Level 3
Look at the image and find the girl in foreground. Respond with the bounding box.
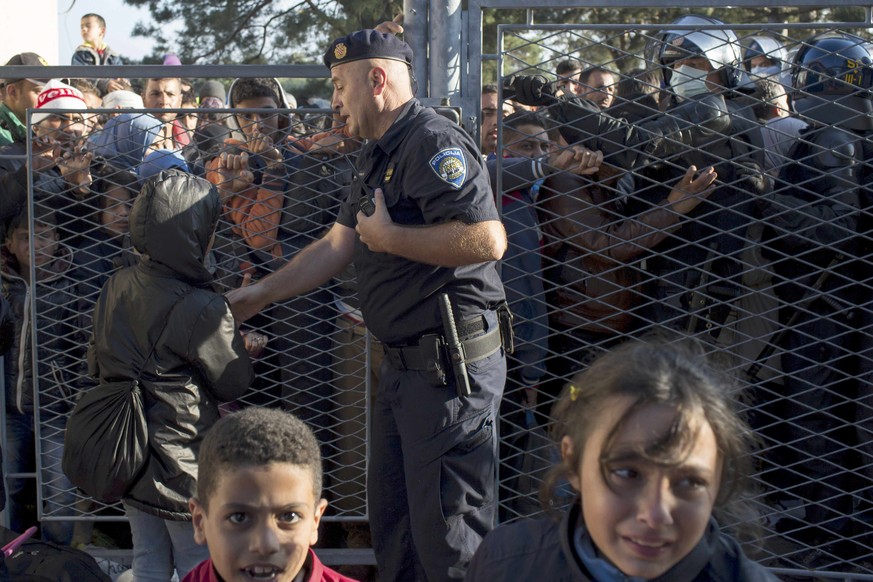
[466,339,778,581]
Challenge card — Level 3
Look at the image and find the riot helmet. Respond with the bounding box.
[792,32,873,130]
[655,15,750,91]
[742,35,788,77]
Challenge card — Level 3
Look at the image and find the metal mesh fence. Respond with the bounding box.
[0,18,870,578]
[6,102,373,537]
[493,19,873,577]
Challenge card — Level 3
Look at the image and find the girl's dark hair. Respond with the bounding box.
[541,337,756,529]
[90,160,139,221]
[92,159,139,195]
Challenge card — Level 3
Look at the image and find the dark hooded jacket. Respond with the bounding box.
[2,243,83,415]
[465,502,779,582]
[88,170,253,520]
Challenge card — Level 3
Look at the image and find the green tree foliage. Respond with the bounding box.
[125,0,401,64]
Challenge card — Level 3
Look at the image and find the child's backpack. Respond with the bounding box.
[0,527,110,581]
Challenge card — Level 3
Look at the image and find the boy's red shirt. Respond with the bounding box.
[181,549,359,582]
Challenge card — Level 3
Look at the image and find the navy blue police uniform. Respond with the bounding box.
[325,31,508,582]
[758,33,871,553]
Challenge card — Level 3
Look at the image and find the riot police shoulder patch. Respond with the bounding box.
[429,148,467,190]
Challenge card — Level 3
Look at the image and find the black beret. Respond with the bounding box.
[323,29,414,70]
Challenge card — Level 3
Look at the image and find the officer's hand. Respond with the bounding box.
[735,160,769,196]
[356,188,392,253]
[226,277,269,324]
[549,146,603,176]
[667,165,717,215]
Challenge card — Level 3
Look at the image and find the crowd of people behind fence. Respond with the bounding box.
[0,9,871,582]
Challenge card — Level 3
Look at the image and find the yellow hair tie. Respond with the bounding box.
[569,384,580,402]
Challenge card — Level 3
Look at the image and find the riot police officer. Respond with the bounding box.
[633,16,766,341]
[506,16,767,342]
[742,34,790,81]
[759,32,872,563]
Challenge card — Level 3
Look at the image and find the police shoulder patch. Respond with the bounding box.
[429,148,467,190]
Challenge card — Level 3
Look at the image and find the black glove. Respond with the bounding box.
[502,75,559,107]
[734,160,769,196]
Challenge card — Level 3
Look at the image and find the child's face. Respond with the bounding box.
[99,186,132,237]
[562,396,721,579]
[190,462,327,582]
[503,123,551,159]
[80,17,104,45]
[5,222,59,274]
[235,96,281,143]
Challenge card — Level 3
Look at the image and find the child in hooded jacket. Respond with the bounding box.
[2,206,82,543]
[89,170,255,581]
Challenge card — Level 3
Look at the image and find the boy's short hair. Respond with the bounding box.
[229,78,281,108]
[556,58,582,77]
[82,13,106,29]
[752,76,786,121]
[504,110,550,133]
[196,407,323,510]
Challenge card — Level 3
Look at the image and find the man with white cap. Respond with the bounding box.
[0,52,49,146]
[0,79,92,237]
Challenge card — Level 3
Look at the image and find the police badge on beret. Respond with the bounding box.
[429,148,467,190]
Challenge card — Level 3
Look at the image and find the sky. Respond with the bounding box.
[57,0,157,64]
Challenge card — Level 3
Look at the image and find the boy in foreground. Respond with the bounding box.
[184,407,358,582]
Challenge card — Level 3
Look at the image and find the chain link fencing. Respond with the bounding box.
[492,16,873,578]
[2,95,375,553]
[0,15,870,577]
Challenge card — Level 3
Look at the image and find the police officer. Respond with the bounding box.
[633,15,766,340]
[742,34,789,81]
[759,32,871,562]
[509,17,765,341]
[228,29,509,582]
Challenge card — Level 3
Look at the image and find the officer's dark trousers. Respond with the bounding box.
[369,316,505,582]
[778,306,857,543]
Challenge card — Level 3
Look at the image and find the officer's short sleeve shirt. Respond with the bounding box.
[336,100,505,344]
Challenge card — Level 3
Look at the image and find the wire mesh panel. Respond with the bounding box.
[493,18,872,577]
[18,99,372,543]
[6,18,871,577]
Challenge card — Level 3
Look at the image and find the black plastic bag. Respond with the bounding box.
[62,380,149,503]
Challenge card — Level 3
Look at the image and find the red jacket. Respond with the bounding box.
[182,549,359,582]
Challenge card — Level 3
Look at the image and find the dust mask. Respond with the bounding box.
[671,65,710,99]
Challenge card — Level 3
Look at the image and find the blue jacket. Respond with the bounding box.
[487,156,548,386]
[71,44,124,94]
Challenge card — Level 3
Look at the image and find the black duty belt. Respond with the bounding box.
[383,326,502,372]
